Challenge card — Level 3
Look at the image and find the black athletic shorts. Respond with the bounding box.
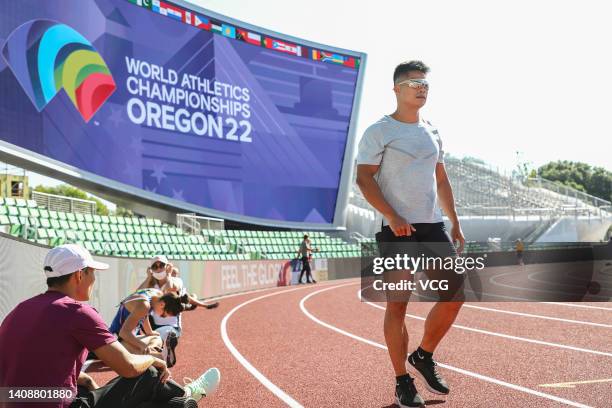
[375,222,465,302]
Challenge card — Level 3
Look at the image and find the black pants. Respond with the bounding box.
[70,367,186,408]
[298,256,313,283]
[375,222,464,302]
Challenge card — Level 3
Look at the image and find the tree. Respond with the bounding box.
[114,207,134,217]
[538,161,612,201]
[586,167,612,202]
[33,184,110,215]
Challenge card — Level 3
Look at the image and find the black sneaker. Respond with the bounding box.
[165,331,179,368]
[407,350,449,395]
[164,396,198,408]
[395,376,425,407]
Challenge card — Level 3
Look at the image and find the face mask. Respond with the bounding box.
[152,271,167,280]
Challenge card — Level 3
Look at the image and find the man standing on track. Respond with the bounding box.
[296,234,317,284]
[356,61,465,407]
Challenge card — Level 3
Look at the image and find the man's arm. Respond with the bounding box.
[356,164,415,237]
[435,162,465,253]
[93,341,170,382]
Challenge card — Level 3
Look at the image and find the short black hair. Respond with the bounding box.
[303,234,309,240]
[393,60,430,83]
[46,268,89,287]
[46,272,73,287]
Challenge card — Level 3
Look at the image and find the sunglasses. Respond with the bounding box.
[152,262,166,269]
[396,78,429,90]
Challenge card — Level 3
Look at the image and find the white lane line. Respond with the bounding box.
[540,302,612,311]
[358,289,612,357]
[219,281,355,408]
[539,378,612,388]
[461,304,612,328]
[204,277,356,302]
[221,285,308,408]
[489,270,610,300]
[300,285,592,408]
[410,289,611,328]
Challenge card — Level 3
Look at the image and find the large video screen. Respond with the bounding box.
[0,0,364,226]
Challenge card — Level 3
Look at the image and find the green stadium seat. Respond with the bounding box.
[75,213,85,222]
[65,213,76,221]
[66,230,77,241]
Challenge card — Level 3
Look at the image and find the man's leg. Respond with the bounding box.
[304,260,314,283]
[377,227,424,407]
[408,222,465,395]
[420,301,463,352]
[384,301,409,376]
[298,257,308,283]
[87,367,187,407]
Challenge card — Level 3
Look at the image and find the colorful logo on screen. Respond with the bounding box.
[1,19,116,122]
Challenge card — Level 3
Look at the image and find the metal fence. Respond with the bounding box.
[31,191,96,214]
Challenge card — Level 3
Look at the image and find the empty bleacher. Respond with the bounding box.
[0,197,360,260]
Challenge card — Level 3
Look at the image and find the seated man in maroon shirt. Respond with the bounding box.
[0,244,220,408]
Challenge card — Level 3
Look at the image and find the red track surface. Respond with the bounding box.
[90,278,612,407]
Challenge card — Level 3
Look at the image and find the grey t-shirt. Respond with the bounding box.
[356,115,444,225]
[298,240,310,257]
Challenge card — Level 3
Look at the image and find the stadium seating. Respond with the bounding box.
[350,156,610,219]
[0,197,361,260]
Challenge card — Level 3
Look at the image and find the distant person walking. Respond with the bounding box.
[296,234,317,284]
[515,239,525,265]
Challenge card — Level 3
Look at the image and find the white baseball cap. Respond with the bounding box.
[44,244,109,278]
[151,255,169,265]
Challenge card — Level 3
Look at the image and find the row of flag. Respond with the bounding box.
[127,0,360,69]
